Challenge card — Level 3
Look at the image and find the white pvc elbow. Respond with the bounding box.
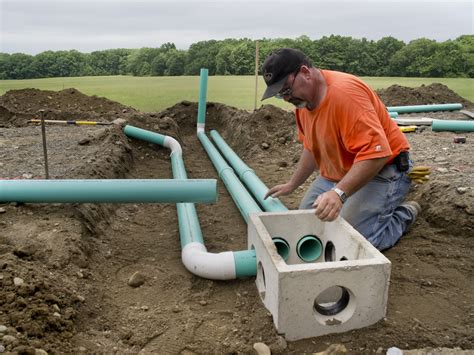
[163,134,238,280]
[181,242,237,280]
[163,136,182,154]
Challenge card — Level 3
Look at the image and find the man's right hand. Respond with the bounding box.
[263,183,296,200]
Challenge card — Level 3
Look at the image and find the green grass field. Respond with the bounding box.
[0,75,472,112]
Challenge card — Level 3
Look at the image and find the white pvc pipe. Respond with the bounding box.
[163,136,182,154]
[197,123,205,134]
[182,243,237,280]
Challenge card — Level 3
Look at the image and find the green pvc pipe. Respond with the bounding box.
[431,119,474,132]
[234,249,258,277]
[389,111,398,118]
[197,68,209,128]
[210,130,288,212]
[197,68,258,277]
[125,118,256,278]
[124,124,205,247]
[387,103,462,113]
[297,235,323,262]
[0,179,217,204]
[125,124,252,280]
[272,237,290,261]
[124,125,166,146]
[196,67,278,277]
[198,132,262,223]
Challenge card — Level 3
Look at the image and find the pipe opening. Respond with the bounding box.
[272,237,290,261]
[296,235,322,262]
[256,261,266,300]
[314,286,350,317]
[324,241,336,262]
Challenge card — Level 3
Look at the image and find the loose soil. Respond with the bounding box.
[0,84,472,354]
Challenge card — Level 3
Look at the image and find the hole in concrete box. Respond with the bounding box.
[272,237,290,261]
[313,286,350,316]
[340,256,348,261]
[324,241,336,261]
[256,261,266,299]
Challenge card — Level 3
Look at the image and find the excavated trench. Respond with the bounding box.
[0,87,473,353]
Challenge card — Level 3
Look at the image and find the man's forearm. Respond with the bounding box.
[336,156,389,197]
[289,148,317,188]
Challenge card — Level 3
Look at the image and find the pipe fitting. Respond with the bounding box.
[181,242,237,280]
[164,136,182,154]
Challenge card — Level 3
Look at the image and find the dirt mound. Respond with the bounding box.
[0,254,81,353]
[376,83,473,108]
[157,101,297,160]
[419,180,473,235]
[0,88,137,127]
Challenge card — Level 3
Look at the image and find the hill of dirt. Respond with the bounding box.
[0,84,472,354]
[376,83,473,107]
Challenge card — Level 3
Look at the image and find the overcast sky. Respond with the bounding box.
[1,0,472,54]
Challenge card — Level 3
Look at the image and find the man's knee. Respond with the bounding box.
[299,177,333,210]
[299,198,315,210]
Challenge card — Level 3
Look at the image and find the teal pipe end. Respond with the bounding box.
[272,237,290,261]
[387,103,463,114]
[197,68,209,126]
[432,119,474,132]
[297,235,322,262]
[234,249,257,277]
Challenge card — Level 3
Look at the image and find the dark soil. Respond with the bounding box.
[0,84,472,354]
[0,88,137,127]
[376,83,473,107]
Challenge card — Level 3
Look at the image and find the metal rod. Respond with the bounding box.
[39,110,50,179]
[29,119,112,125]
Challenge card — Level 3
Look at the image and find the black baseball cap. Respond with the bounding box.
[261,48,308,100]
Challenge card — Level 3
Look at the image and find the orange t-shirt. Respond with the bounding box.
[296,70,409,182]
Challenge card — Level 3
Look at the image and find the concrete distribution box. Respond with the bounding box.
[248,210,391,341]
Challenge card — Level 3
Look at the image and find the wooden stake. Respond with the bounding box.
[254,41,260,111]
[39,110,50,179]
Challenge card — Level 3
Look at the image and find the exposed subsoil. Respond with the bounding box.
[0,84,472,354]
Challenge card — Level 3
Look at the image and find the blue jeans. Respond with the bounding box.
[299,164,414,251]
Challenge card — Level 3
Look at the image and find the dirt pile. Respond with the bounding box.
[0,253,81,353]
[376,83,472,108]
[157,101,296,159]
[0,88,137,127]
[0,86,473,353]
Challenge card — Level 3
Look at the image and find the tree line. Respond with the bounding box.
[1,35,472,80]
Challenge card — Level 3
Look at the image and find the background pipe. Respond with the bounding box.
[389,112,398,118]
[431,119,474,132]
[210,130,287,212]
[197,68,208,133]
[0,179,217,204]
[387,103,463,113]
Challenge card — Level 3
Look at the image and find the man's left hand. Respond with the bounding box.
[312,191,342,221]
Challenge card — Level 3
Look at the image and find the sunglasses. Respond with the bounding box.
[275,67,300,99]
